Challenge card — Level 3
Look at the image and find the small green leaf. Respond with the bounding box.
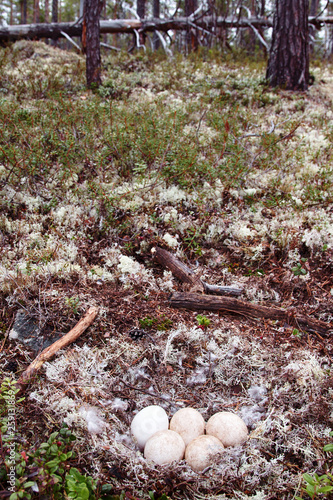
[318,486,333,493]
[323,444,333,452]
[45,459,60,468]
[303,473,316,485]
[317,474,328,481]
[67,493,77,499]
[101,484,114,493]
[78,486,90,499]
[66,478,77,490]
[24,481,36,488]
[68,467,82,480]
[305,484,315,495]
[48,432,59,443]
[49,443,58,454]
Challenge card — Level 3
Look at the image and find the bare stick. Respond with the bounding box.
[18,306,99,388]
[152,246,243,296]
[60,30,81,50]
[170,292,333,336]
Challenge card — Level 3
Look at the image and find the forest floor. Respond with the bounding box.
[0,41,333,500]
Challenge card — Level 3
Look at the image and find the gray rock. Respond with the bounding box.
[9,309,60,353]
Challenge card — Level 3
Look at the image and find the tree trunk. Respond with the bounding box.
[10,0,14,25]
[45,0,49,23]
[21,0,27,24]
[266,0,309,90]
[33,0,40,23]
[52,0,58,22]
[84,0,103,88]
[185,0,198,51]
[137,0,145,19]
[153,0,160,50]
[137,0,146,46]
[51,0,58,45]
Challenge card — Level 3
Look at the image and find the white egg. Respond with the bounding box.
[206,411,248,447]
[144,430,185,465]
[185,435,224,472]
[170,407,205,446]
[130,405,169,450]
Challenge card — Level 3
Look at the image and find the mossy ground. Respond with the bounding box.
[0,41,333,499]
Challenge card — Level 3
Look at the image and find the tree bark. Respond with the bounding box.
[153,0,160,50]
[266,0,310,90]
[137,0,145,19]
[10,0,14,25]
[52,0,58,23]
[33,0,40,23]
[51,0,58,46]
[84,0,103,88]
[184,0,198,51]
[137,0,146,46]
[45,0,50,23]
[170,292,333,336]
[20,0,27,24]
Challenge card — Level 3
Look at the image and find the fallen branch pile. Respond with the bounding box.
[152,246,333,336]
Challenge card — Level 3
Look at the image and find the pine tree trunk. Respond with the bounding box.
[20,0,28,24]
[10,0,14,24]
[33,0,40,23]
[185,0,198,51]
[137,0,146,45]
[84,0,103,88]
[45,0,49,22]
[137,0,145,19]
[153,0,160,50]
[51,0,58,45]
[266,0,309,90]
[20,0,27,24]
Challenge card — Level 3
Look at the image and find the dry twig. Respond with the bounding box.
[18,306,99,390]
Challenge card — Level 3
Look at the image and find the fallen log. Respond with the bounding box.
[18,306,99,389]
[152,246,243,296]
[1,15,332,43]
[170,292,333,336]
[0,17,271,42]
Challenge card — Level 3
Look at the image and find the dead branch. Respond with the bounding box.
[18,306,99,389]
[169,292,333,336]
[151,246,243,296]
